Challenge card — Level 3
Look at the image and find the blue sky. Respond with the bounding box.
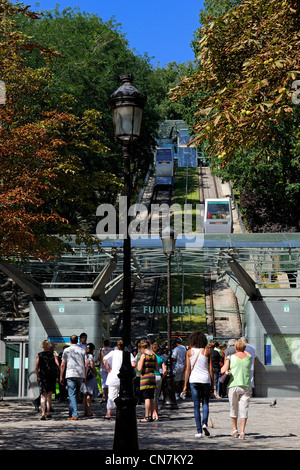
[28,0,204,66]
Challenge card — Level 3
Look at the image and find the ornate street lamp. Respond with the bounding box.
[160,227,178,410]
[109,74,146,452]
[109,74,145,142]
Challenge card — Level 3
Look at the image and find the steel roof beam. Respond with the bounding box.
[227,253,260,300]
[0,260,45,300]
[91,254,117,300]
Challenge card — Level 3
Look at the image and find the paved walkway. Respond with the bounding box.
[0,396,299,452]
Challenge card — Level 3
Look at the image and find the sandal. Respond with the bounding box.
[239,432,246,440]
[230,430,238,438]
[140,417,153,422]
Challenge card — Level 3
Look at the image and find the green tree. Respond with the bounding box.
[0,1,120,259]
[171,0,299,162]
[16,5,161,191]
[213,110,300,232]
[152,61,196,121]
[170,0,300,232]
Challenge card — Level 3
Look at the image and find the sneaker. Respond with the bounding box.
[195,433,203,437]
[69,417,78,420]
[202,424,210,436]
[175,393,180,400]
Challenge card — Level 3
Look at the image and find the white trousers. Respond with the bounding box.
[228,386,252,419]
[107,385,120,410]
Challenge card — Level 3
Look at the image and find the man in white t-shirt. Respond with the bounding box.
[172,338,186,399]
[102,340,136,419]
[60,335,88,419]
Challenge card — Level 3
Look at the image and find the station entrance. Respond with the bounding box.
[0,233,300,398]
[3,337,28,398]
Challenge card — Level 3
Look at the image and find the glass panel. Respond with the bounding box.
[265,334,300,366]
[207,201,231,220]
[178,147,198,167]
[178,135,191,145]
[5,343,20,397]
[113,106,142,140]
[24,343,29,396]
[156,149,172,162]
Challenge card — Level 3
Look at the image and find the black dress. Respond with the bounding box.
[38,351,58,394]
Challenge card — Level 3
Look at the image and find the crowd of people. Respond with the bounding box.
[34,331,256,439]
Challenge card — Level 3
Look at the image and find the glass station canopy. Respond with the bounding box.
[21,233,300,290]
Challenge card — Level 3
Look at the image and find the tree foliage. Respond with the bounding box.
[0,1,120,259]
[151,61,197,121]
[2,3,194,258]
[169,0,300,232]
[171,0,300,164]
[16,6,161,187]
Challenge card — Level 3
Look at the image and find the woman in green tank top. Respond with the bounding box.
[221,339,252,440]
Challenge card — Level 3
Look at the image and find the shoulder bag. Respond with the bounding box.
[86,366,95,381]
[191,349,202,372]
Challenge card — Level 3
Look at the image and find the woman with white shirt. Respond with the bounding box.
[103,339,136,419]
[182,331,214,437]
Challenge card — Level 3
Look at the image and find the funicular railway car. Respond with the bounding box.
[178,147,198,168]
[154,147,174,187]
[204,198,233,233]
[177,128,191,147]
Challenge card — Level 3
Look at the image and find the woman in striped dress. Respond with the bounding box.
[138,339,158,422]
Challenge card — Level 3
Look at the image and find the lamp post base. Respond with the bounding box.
[160,356,178,410]
[113,350,139,451]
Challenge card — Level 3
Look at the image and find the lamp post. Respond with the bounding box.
[160,227,178,410]
[109,74,146,451]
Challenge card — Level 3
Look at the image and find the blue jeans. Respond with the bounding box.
[190,382,210,433]
[67,377,83,418]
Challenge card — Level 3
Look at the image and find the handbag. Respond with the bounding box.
[86,367,95,381]
[219,371,230,384]
[219,354,231,384]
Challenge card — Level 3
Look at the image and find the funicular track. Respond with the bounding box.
[112,164,243,342]
[110,264,164,341]
[205,274,242,339]
[147,185,174,335]
[198,163,221,202]
[148,185,174,233]
[111,121,244,343]
[111,184,174,343]
[199,163,244,339]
